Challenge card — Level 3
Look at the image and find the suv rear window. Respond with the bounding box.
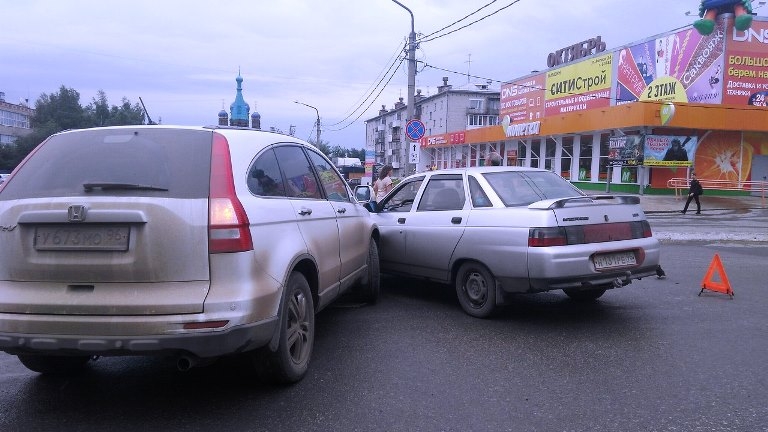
[0,128,212,200]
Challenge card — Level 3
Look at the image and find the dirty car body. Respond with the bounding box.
[0,125,380,382]
[358,166,660,318]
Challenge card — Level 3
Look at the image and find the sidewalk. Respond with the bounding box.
[637,194,767,214]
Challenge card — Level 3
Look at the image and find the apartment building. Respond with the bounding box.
[0,92,33,146]
[365,77,500,178]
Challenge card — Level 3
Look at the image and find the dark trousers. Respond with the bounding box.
[683,194,701,213]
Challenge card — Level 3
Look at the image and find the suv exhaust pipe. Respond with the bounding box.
[176,355,217,372]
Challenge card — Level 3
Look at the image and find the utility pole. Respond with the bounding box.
[391,0,417,174]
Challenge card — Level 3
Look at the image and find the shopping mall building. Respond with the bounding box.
[400,15,768,195]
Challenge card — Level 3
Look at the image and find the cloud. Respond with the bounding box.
[1,0,693,147]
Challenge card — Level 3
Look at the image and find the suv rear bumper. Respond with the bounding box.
[0,316,278,358]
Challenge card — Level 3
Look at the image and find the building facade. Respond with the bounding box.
[0,92,33,147]
[378,15,768,194]
[365,77,500,178]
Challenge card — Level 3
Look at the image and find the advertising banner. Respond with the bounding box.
[607,135,643,166]
[499,74,545,122]
[643,135,699,167]
[545,53,613,116]
[723,18,768,106]
[615,18,726,105]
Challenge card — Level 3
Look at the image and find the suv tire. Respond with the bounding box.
[355,240,381,304]
[254,271,315,384]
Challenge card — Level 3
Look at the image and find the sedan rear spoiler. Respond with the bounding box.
[529,194,641,210]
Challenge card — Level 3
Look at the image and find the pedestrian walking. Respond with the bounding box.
[681,172,704,214]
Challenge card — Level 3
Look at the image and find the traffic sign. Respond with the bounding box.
[405,119,426,141]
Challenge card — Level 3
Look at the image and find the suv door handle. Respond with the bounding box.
[451,217,462,224]
[298,208,313,216]
[337,208,347,214]
[397,218,406,224]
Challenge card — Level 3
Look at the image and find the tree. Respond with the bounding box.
[1,86,146,170]
[84,91,145,127]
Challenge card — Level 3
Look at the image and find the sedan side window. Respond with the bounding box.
[469,176,491,207]
[305,150,350,202]
[273,146,323,199]
[417,175,466,211]
[247,148,287,197]
[381,177,424,212]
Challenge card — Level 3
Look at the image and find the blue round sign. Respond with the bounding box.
[405,119,426,141]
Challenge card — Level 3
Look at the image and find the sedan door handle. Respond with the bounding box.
[337,208,347,214]
[397,218,406,224]
[298,208,313,216]
[451,217,462,224]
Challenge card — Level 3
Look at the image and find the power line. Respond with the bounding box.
[327,55,407,132]
[417,0,499,41]
[326,39,408,127]
[419,0,523,44]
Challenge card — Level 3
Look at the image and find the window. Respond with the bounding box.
[273,146,322,199]
[380,176,424,212]
[469,176,491,207]
[248,148,287,197]
[484,171,581,207]
[305,149,350,202]
[561,136,574,180]
[0,109,31,128]
[469,99,483,110]
[599,133,611,182]
[417,175,465,211]
[578,135,594,181]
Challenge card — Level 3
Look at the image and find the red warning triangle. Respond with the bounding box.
[699,253,734,298]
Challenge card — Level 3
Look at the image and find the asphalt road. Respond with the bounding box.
[1,241,767,432]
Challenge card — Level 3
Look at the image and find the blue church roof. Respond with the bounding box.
[229,74,250,121]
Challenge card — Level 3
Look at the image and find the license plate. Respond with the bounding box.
[34,225,130,251]
[593,251,636,270]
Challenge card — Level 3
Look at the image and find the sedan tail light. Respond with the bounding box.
[529,221,652,247]
[528,227,568,247]
[208,133,253,253]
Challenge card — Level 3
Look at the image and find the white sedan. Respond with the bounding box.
[357,166,661,318]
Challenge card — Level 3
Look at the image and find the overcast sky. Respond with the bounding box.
[1,0,711,148]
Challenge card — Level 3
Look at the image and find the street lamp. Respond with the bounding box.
[294,100,320,146]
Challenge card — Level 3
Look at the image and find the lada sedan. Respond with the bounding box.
[357,166,660,318]
[0,125,380,383]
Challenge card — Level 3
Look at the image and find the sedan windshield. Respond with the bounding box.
[483,171,584,207]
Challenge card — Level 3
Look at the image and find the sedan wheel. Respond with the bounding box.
[17,354,90,375]
[455,262,496,318]
[254,271,315,384]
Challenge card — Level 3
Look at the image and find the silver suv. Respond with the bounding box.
[0,125,380,383]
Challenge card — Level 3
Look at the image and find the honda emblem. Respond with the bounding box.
[68,205,87,222]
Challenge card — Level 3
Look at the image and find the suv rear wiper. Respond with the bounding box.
[83,182,169,192]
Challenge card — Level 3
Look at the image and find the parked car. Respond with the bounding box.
[356,166,660,318]
[0,125,380,383]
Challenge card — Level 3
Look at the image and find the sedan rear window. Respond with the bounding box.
[0,128,213,200]
[484,171,583,207]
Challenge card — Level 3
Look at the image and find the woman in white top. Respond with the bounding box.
[373,165,393,202]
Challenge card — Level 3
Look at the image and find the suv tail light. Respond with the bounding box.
[209,133,253,253]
